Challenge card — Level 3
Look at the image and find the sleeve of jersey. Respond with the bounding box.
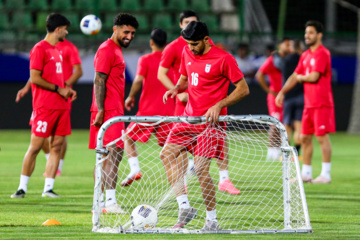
[179,49,187,77]
[258,57,271,74]
[29,45,45,71]
[223,54,244,84]
[136,56,147,77]
[160,44,174,69]
[312,51,328,74]
[94,48,112,75]
[294,55,304,74]
[69,44,82,65]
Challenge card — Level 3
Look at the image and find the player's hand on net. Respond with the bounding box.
[15,88,28,103]
[125,96,135,111]
[177,92,188,103]
[205,104,222,124]
[92,110,104,127]
[163,89,178,104]
[275,92,284,107]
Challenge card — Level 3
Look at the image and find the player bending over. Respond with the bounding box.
[162,21,249,230]
[121,28,175,186]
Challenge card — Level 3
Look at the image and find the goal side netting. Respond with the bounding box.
[92,115,312,234]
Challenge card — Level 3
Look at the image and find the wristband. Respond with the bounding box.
[54,85,59,92]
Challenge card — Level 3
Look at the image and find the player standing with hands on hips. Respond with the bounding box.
[276,20,335,184]
[162,21,249,231]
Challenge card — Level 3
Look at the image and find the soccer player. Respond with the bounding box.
[276,40,305,156]
[121,28,175,186]
[162,21,249,230]
[276,21,335,184]
[11,13,77,198]
[255,38,291,160]
[158,10,239,195]
[89,13,138,213]
[16,39,83,176]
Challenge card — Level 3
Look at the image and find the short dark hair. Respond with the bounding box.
[266,44,275,51]
[238,42,249,49]
[151,28,167,48]
[179,10,199,23]
[181,21,209,41]
[46,13,70,32]
[114,13,139,29]
[305,20,323,33]
[277,37,290,45]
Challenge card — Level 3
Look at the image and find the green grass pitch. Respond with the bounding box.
[0,130,359,239]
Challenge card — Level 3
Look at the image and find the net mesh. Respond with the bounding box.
[92,116,310,233]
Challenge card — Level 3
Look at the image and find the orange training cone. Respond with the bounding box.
[42,219,61,226]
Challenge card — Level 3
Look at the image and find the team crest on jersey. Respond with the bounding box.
[205,64,211,73]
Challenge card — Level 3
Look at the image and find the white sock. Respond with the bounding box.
[128,157,140,174]
[45,153,50,161]
[44,178,55,192]
[219,170,229,183]
[58,159,64,171]
[105,189,116,206]
[176,194,190,209]
[321,162,331,179]
[18,175,30,192]
[302,164,312,178]
[206,210,217,221]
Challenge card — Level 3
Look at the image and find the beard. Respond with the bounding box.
[118,38,131,48]
[305,37,317,46]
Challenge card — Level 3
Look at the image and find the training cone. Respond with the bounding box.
[42,219,61,226]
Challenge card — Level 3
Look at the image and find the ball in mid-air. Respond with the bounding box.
[80,15,102,35]
[131,205,158,229]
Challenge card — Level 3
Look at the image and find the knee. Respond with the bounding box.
[301,135,312,145]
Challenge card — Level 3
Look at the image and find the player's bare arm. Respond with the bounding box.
[296,72,320,83]
[65,64,83,86]
[15,79,31,103]
[30,69,75,100]
[158,66,175,90]
[163,74,188,104]
[275,72,299,107]
[205,78,249,123]
[255,71,277,96]
[92,71,108,127]
[125,75,144,111]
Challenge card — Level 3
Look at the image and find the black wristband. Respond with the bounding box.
[54,85,59,92]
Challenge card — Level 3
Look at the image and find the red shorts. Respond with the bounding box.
[302,106,336,136]
[89,109,125,149]
[31,108,71,138]
[165,122,226,160]
[175,99,186,116]
[126,122,173,147]
[267,94,283,122]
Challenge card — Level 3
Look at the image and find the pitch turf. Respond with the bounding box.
[0,130,359,239]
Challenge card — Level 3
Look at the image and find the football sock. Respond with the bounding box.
[58,159,64,171]
[128,157,140,174]
[45,153,50,161]
[320,162,331,179]
[295,145,301,155]
[177,195,190,209]
[44,178,55,192]
[18,175,30,192]
[105,189,116,206]
[302,164,312,178]
[219,170,229,183]
[206,210,217,222]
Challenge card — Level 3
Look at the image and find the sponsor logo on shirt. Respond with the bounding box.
[205,64,211,73]
[50,56,55,60]
[310,58,315,66]
[187,62,192,66]
[319,125,326,130]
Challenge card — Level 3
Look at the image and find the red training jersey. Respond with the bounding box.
[91,39,126,113]
[30,40,68,110]
[179,46,244,116]
[258,55,282,93]
[56,39,81,83]
[294,45,334,108]
[136,51,175,116]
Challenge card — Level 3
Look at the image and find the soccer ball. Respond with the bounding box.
[131,205,158,229]
[80,15,102,35]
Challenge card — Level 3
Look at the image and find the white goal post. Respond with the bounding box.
[92,115,312,234]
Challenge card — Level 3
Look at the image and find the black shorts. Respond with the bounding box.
[283,95,304,125]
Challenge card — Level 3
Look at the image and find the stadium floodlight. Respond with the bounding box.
[92,115,312,234]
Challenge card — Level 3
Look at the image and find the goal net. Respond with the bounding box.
[92,115,311,234]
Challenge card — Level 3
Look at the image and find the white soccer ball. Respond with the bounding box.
[131,205,158,229]
[80,15,102,35]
